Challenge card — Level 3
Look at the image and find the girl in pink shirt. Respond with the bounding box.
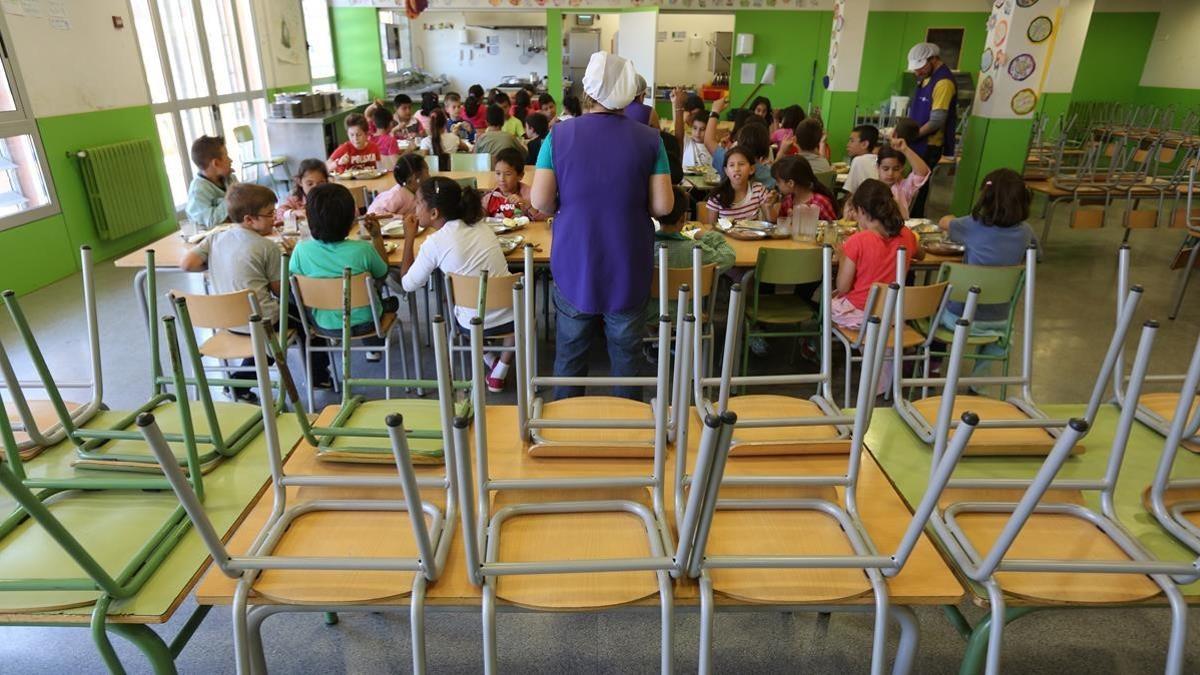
[276,159,329,221]
[367,153,428,217]
[876,136,931,220]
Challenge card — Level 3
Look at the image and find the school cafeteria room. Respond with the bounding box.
[8,0,1200,672]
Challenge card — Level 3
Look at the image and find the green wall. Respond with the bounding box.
[1135,86,1200,109]
[331,7,385,100]
[728,10,830,113]
[0,105,177,296]
[1072,12,1158,102]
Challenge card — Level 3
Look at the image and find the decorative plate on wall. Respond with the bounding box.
[1017,0,1039,7]
[979,75,995,102]
[1027,15,1053,43]
[981,47,994,72]
[1008,53,1036,81]
[1011,88,1037,115]
[993,19,1008,46]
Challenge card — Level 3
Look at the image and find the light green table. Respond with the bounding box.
[867,403,1200,674]
[0,410,302,674]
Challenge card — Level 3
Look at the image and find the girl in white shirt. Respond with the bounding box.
[418,109,469,157]
[399,176,515,392]
[704,147,769,224]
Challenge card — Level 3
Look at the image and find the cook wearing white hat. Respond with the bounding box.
[907,42,940,77]
[581,51,639,111]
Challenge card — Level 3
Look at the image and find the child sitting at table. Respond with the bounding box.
[414,92,439,135]
[781,118,832,174]
[835,179,923,392]
[558,95,582,123]
[290,183,396,362]
[481,148,547,220]
[368,153,428,217]
[398,176,515,393]
[461,95,487,134]
[370,106,401,156]
[443,92,475,142]
[418,109,469,157]
[538,94,557,121]
[936,167,1034,377]
[327,114,380,173]
[474,105,525,158]
[771,105,805,147]
[491,92,526,138]
[843,124,881,195]
[185,135,237,228]
[524,112,549,166]
[682,110,713,170]
[703,147,769,224]
[875,135,930,219]
[393,94,421,138]
[276,159,328,221]
[657,186,734,271]
[769,155,838,221]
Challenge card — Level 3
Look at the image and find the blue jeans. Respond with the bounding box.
[552,286,646,401]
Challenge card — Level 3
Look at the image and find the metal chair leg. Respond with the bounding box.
[1169,238,1200,320]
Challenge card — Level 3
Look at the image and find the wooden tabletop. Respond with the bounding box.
[331,169,532,196]
[195,404,964,608]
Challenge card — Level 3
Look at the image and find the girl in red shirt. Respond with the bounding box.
[769,155,838,221]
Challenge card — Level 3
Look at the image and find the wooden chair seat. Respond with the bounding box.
[837,324,927,350]
[706,486,872,604]
[910,396,1085,456]
[1024,180,1071,197]
[7,399,82,458]
[315,399,447,464]
[198,328,295,360]
[530,396,656,458]
[492,487,661,609]
[723,395,850,455]
[1138,392,1200,453]
[253,509,429,605]
[949,510,1161,604]
[745,296,814,325]
[69,401,262,466]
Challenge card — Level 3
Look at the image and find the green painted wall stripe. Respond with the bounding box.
[951,115,1032,215]
[729,11,829,114]
[1072,12,1158,102]
[331,7,385,100]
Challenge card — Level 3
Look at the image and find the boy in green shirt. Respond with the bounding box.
[289,183,398,361]
[649,186,734,323]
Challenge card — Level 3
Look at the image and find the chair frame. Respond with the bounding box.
[924,318,1199,675]
[740,246,825,380]
[0,246,104,456]
[462,276,690,672]
[443,269,520,379]
[1148,327,1200,555]
[448,152,492,172]
[140,314,457,675]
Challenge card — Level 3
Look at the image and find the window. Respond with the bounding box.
[132,0,270,208]
[380,11,411,76]
[302,0,335,83]
[0,14,58,231]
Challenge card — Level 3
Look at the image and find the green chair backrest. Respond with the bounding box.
[937,262,1025,305]
[451,153,492,172]
[755,247,823,286]
[455,177,478,190]
[232,124,254,144]
[814,170,836,193]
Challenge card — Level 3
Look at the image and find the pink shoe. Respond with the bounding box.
[485,372,506,393]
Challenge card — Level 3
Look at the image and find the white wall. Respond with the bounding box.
[1042,0,1094,94]
[1139,0,1199,89]
[654,13,733,88]
[255,0,312,89]
[6,0,149,116]
[617,11,657,92]
[411,11,547,94]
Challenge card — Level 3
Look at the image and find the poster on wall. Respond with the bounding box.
[274,1,305,65]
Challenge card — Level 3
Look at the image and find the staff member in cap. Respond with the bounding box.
[531,52,675,400]
[906,42,957,218]
[624,74,661,128]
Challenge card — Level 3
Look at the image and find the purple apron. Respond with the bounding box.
[910,63,957,156]
[624,100,653,126]
[550,113,661,314]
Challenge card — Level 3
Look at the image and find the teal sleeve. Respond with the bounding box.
[535,132,554,171]
[652,138,670,176]
[366,244,389,279]
[288,246,303,275]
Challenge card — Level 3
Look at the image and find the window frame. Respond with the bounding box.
[0,12,61,233]
[302,0,336,85]
[132,0,271,211]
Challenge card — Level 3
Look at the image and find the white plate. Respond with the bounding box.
[497,234,525,254]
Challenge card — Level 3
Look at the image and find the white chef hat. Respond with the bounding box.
[906,42,939,71]
[582,51,639,110]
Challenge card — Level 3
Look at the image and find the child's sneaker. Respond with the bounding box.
[486,361,510,393]
[365,351,382,362]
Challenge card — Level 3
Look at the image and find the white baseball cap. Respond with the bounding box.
[907,42,940,71]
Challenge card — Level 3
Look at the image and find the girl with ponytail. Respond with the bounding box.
[397,176,517,392]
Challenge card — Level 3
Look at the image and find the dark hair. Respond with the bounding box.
[972,168,1031,228]
[291,158,329,199]
[464,95,481,118]
[493,147,526,174]
[492,91,511,107]
[691,110,710,126]
[749,96,773,119]
[393,93,412,107]
[190,135,226,170]
[659,130,683,186]
[525,112,550,139]
[711,147,757,209]
[876,146,907,167]
[795,118,823,152]
[662,186,690,226]
[852,124,880,151]
[562,95,582,117]
[779,105,806,131]
[892,118,920,145]
[521,83,538,95]
[729,109,753,135]
[468,84,485,100]
[226,183,277,224]
[418,176,484,224]
[429,109,450,155]
[371,105,394,132]
[734,121,771,164]
[485,104,506,129]
[392,152,427,187]
[772,155,839,218]
[305,183,358,243]
[444,91,462,104]
[538,93,555,108]
[513,90,531,122]
[345,113,369,133]
[849,179,904,237]
[683,94,705,115]
[420,92,439,115]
